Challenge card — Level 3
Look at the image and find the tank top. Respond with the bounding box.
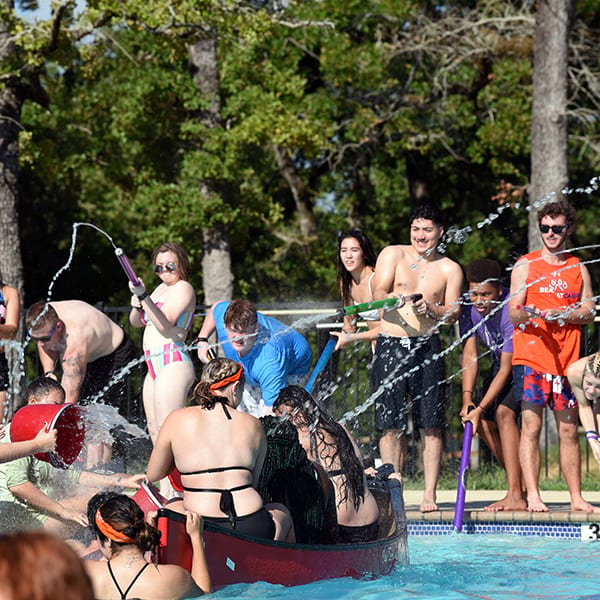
[512,250,583,375]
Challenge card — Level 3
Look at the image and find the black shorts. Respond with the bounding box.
[478,365,520,422]
[205,508,275,540]
[0,354,8,392]
[79,334,136,409]
[372,334,445,432]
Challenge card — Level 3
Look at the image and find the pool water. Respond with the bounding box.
[206,534,600,599]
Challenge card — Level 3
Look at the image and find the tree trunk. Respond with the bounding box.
[189,34,233,303]
[273,144,318,239]
[0,2,26,415]
[529,0,572,251]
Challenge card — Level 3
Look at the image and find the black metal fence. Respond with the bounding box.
[18,303,600,480]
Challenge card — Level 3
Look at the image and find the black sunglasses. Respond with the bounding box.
[29,323,57,342]
[153,262,177,274]
[539,224,568,235]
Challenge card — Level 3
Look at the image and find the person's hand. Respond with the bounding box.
[330,330,352,351]
[128,279,146,298]
[185,511,203,539]
[130,294,143,310]
[197,340,211,364]
[411,296,429,317]
[58,506,88,527]
[590,439,600,465]
[459,402,476,420]
[541,308,564,322]
[462,406,481,432]
[171,326,187,343]
[116,473,146,488]
[33,423,58,453]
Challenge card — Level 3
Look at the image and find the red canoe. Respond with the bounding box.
[153,476,409,589]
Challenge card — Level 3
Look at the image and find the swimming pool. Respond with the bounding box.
[206,534,600,599]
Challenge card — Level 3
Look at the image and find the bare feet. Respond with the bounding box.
[571,498,600,513]
[420,497,438,513]
[484,493,527,512]
[527,496,549,512]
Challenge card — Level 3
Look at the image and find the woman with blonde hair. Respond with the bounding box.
[147,357,294,541]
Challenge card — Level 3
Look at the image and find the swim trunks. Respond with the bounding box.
[372,334,445,431]
[476,365,520,422]
[79,333,136,410]
[513,365,577,411]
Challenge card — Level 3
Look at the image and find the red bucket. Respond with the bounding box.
[10,403,86,469]
[132,480,166,516]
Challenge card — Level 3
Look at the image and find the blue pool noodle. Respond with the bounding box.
[304,338,337,394]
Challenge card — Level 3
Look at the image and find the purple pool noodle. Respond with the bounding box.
[453,420,474,532]
[115,248,141,287]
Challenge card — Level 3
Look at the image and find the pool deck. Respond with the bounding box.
[403,489,600,523]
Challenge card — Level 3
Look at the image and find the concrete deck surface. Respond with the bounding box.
[403,489,600,523]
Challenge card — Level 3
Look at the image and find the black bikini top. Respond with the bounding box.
[107,560,150,600]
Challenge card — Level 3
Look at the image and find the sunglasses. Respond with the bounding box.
[539,224,568,235]
[153,262,177,274]
[29,323,57,342]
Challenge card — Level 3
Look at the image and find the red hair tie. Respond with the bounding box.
[209,365,244,392]
[95,509,135,544]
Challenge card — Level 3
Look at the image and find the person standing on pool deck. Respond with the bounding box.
[371,202,463,512]
[567,352,600,465]
[509,199,598,513]
[26,300,137,467]
[459,258,524,511]
[195,299,312,417]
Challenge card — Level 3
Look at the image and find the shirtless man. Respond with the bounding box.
[567,352,600,466]
[26,300,136,467]
[509,199,598,513]
[371,203,463,512]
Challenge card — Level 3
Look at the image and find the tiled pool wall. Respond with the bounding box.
[408,520,594,539]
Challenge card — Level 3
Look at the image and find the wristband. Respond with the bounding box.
[585,430,599,441]
[43,371,55,378]
[195,336,209,344]
[462,390,473,394]
[137,291,149,302]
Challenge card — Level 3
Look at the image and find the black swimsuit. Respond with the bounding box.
[107,560,150,599]
[179,401,274,539]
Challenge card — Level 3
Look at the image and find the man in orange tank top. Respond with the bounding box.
[509,200,598,513]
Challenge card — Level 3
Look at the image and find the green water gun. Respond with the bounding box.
[336,293,423,319]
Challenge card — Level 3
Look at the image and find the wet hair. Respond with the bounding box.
[192,358,245,410]
[25,301,58,333]
[273,386,365,512]
[584,352,600,379]
[537,199,576,227]
[465,259,502,286]
[88,492,161,554]
[152,241,191,281]
[26,377,65,402]
[224,300,258,332]
[409,202,443,227]
[0,530,95,600]
[336,230,378,308]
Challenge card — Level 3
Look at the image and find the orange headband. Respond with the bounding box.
[95,509,135,544]
[209,365,244,392]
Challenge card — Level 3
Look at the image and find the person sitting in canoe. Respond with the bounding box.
[273,385,379,543]
[84,491,211,599]
[146,358,295,542]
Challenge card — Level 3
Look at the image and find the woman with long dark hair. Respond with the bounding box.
[273,385,379,543]
[332,230,380,350]
[84,492,211,599]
